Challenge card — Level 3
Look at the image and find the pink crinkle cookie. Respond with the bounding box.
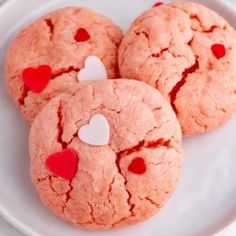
[5,7,123,122]
[30,79,183,229]
[119,2,236,136]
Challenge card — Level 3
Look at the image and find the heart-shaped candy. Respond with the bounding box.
[78,114,110,146]
[128,157,147,175]
[74,28,90,42]
[46,149,78,180]
[153,2,163,7]
[22,65,52,93]
[211,44,226,59]
[77,56,108,82]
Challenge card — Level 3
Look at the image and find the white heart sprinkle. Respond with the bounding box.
[78,114,110,146]
[77,56,108,82]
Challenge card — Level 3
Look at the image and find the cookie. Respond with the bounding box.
[30,79,183,229]
[119,2,236,136]
[5,7,123,122]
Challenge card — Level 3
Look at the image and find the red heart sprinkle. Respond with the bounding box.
[74,28,90,42]
[46,149,79,180]
[211,44,226,59]
[22,65,51,93]
[153,2,163,7]
[128,157,147,175]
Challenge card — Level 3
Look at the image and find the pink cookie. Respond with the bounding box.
[5,7,123,122]
[119,2,236,136]
[30,79,183,229]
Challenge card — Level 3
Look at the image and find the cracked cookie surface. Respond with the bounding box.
[5,7,123,122]
[119,2,236,136]
[29,79,183,229]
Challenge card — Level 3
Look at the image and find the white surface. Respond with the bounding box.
[0,0,236,236]
[77,56,108,81]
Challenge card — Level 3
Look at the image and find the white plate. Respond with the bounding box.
[0,0,236,236]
